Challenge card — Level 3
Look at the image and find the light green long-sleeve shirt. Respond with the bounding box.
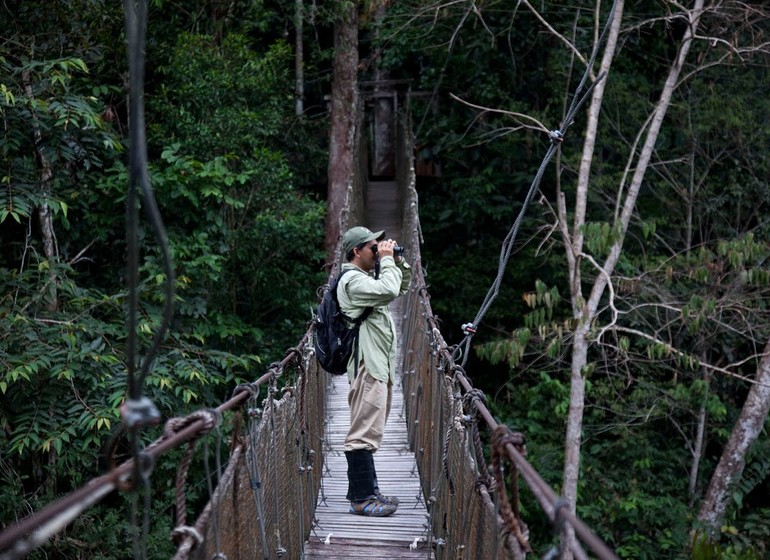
[337,256,412,383]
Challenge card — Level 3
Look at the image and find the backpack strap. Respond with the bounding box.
[334,269,373,324]
[336,268,373,377]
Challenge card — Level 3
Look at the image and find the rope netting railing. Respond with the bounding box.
[395,105,619,560]
[173,342,327,560]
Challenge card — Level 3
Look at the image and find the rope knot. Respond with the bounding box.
[475,477,493,493]
[232,382,259,401]
[164,409,222,440]
[462,388,487,419]
[492,425,526,455]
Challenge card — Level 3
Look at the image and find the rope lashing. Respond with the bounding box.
[491,426,531,553]
[164,409,222,439]
[462,389,494,490]
[165,410,222,535]
[171,526,203,549]
[268,361,284,380]
[232,381,260,400]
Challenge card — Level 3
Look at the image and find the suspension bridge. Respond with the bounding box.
[0,91,621,560]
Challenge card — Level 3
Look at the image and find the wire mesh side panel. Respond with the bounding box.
[181,355,325,560]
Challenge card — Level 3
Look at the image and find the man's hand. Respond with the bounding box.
[377,239,398,260]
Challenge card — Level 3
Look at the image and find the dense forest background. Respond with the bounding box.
[1,1,769,558]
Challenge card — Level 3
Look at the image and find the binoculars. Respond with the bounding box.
[372,244,405,257]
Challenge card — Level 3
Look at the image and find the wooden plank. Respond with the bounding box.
[305,537,433,559]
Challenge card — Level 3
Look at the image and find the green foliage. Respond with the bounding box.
[150,34,292,159]
[0,259,258,463]
[0,53,122,228]
[691,529,766,560]
[0,4,329,557]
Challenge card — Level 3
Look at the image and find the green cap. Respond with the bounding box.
[342,226,385,256]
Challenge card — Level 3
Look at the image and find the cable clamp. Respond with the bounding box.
[171,525,204,547]
[551,498,570,531]
[120,396,161,429]
[549,129,564,143]
[461,322,477,335]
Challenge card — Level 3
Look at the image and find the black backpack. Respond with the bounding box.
[314,269,373,375]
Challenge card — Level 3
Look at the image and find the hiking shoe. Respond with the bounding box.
[349,497,398,517]
[375,492,399,507]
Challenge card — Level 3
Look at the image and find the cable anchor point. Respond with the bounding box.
[461,322,477,335]
[548,129,564,143]
[120,396,161,429]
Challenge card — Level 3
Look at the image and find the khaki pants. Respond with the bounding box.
[344,361,392,452]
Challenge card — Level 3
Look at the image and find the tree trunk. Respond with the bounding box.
[558,1,624,556]
[22,69,59,312]
[325,1,359,260]
[560,1,706,556]
[689,369,710,504]
[295,0,304,116]
[371,1,395,178]
[696,337,770,538]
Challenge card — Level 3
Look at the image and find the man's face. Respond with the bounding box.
[357,240,378,271]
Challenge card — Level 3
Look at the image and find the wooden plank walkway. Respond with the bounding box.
[304,181,434,559]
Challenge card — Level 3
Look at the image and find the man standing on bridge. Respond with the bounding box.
[338,226,412,517]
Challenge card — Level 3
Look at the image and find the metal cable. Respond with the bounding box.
[122,0,175,401]
[454,0,618,366]
[122,2,176,554]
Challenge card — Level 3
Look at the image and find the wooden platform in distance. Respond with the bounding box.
[305,180,433,559]
[364,180,402,243]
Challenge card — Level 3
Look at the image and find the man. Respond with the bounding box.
[337,225,412,517]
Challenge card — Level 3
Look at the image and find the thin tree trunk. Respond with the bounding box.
[560,1,707,557]
[559,1,624,556]
[696,338,770,539]
[22,69,59,312]
[295,0,304,116]
[689,369,710,504]
[325,1,358,259]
